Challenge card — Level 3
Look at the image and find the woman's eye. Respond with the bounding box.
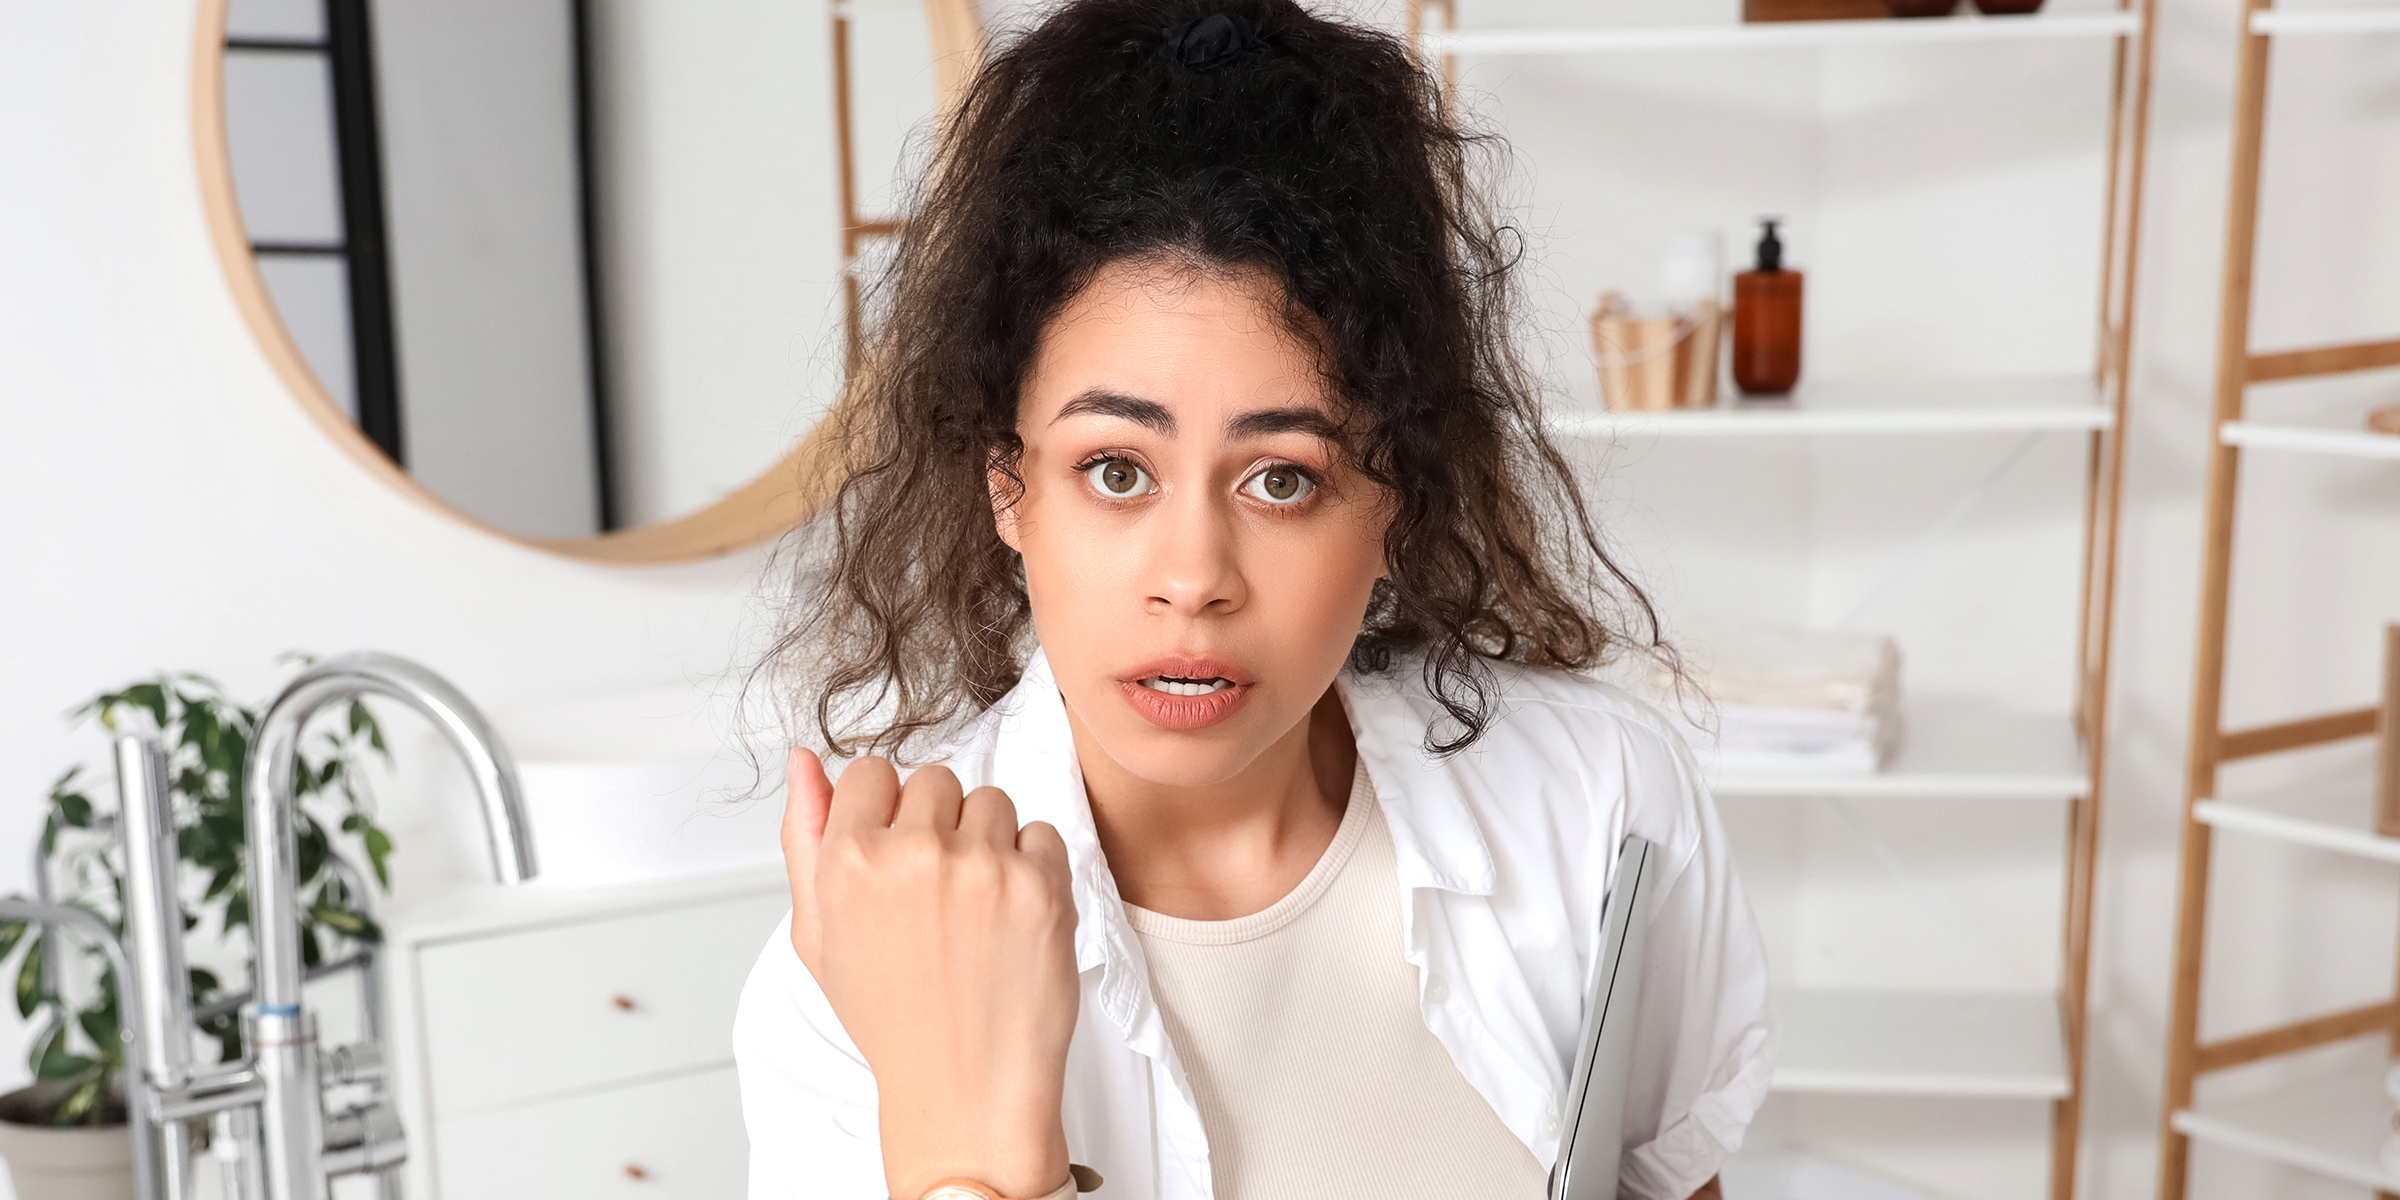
[1243,464,1316,505]
[1083,458,1152,498]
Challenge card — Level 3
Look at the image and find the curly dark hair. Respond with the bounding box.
[766,0,1667,758]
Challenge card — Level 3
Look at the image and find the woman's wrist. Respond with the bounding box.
[879,1088,1068,1200]
[916,1175,1078,1200]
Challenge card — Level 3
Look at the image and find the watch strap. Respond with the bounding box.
[919,1165,1096,1200]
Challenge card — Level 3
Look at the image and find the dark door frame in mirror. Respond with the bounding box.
[225,7,414,471]
[190,0,850,564]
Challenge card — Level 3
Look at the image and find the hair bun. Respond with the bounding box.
[1156,12,1265,68]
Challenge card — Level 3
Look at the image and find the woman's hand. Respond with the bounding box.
[783,749,1081,1200]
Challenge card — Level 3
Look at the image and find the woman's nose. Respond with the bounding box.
[1143,489,1247,617]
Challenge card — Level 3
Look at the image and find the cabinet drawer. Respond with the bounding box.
[433,1066,745,1200]
[416,891,786,1114]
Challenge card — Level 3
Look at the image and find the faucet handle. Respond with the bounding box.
[320,1099,407,1178]
[320,1042,386,1087]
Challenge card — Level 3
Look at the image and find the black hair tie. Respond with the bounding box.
[1156,12,1264,69]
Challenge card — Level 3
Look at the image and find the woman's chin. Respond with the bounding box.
[1081,703,1287,790]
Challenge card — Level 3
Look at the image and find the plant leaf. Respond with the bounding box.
[201,1008,243,1065]
[0,920,27,964]
[27,1020,63,1077]
[308,904,382,944]
[53,1073,103,1126]
[53,791,92,830]
[16,940,44,1019]
[33,1018,91,1081]
[77,1009,118,1053]
[362,826,393,890]
[123,683,170,731]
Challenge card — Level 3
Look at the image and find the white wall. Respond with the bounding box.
[3,1,2397,1198]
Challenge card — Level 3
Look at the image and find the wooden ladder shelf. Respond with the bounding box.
[2156,1,2400,1193]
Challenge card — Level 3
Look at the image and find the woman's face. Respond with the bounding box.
[996,260,1389,789]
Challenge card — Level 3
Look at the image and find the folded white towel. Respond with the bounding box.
[1653,619,1901,715]
[1667,706,1900,776]
[1653,617,1906,774]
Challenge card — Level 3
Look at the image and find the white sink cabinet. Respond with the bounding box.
[377,867,789,1200]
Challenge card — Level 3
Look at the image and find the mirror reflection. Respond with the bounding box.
[217,0,943,539]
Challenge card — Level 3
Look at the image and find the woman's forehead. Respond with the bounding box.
[1023,260,1340,433]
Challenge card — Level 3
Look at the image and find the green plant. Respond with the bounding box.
[0,662,396,1126]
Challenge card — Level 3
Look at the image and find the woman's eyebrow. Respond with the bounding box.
[1225,406,1341,441]
[1052,389,1175,433]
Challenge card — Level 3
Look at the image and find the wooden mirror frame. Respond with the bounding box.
[189,0,983,564]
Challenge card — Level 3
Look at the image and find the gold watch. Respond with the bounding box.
[919,1164,1100,1200]
[918,1178,1070,1200]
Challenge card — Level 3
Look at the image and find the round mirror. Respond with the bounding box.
[192,0,981,562]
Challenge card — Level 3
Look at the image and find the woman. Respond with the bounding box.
[734,1,1771,1198]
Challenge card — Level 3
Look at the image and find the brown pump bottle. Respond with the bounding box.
[1732,217,1802,395]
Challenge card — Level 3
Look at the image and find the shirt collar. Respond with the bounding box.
[975,648,1498,971]
[1332,661,1498,898]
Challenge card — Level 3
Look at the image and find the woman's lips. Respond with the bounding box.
[1117,657,1254,730]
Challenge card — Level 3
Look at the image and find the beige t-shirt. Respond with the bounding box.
[1124,768,1551,1200]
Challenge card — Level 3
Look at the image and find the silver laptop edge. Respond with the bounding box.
[1550,834,1657,1200]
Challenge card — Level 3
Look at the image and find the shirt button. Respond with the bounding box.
[1540,1112,1562,1140]
[1424,974,1449,1004]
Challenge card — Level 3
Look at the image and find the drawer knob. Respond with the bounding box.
[624,1163,648,1181]
[611,994,637,1011]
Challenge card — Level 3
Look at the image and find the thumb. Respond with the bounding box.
[782,747,837,969]
[786,746,836,842]
[1016,820,1074,897]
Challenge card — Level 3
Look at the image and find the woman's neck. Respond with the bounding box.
[1070,686,1356,921]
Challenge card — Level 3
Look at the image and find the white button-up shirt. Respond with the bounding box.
[735,648,1773,1200]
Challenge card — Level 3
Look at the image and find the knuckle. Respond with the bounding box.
[965,785,1018,821]
[956,847,1003,892]
[906,764,963,798]
[891,830,944,872]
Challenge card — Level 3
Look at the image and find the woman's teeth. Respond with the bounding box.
[1140,676,1232,697]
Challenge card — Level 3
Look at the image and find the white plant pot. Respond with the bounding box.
[0,1087,134,1200]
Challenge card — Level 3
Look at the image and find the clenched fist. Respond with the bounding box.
[783,749,1081,1200]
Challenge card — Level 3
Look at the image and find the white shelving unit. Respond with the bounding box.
[1773,988,2070,1098]
[2219,419,2400,461]
[2154,4,2400,1194]
[1713,701,2087,800]
[1724,1152,1948,1200]
[1555,375,2112,439]
[1419,10,2138,56]
[2250,5,2400,35]
[1412,2,2159,1195]
[2172,1055,2400,1192]
[2192,799,2400,866]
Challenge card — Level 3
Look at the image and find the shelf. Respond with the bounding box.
[2173,1055,2400,1192]
[2220,420,2400,461]
[2251,6,2400,35]
[1723,1153,1940,1200]
[1772,988,2069,1098]
[1710,701,2088,800]
[1554,375,2112,438]
[1420,11,2140,55]
[2192,800,2400,866]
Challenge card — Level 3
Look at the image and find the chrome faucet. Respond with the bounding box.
[118,653,538,1200]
